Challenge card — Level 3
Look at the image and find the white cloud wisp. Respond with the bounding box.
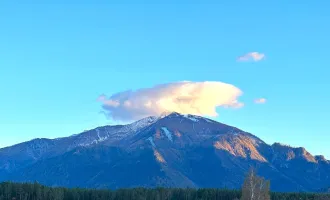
[254,98,267,104]
[237,52,265,62]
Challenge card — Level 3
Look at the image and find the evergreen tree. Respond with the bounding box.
[0,181,329,200]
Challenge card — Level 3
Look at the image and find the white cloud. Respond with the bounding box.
[97,94,107,101]
[237,52,265,62]
[254,98,267,104]
[98,81,243,121]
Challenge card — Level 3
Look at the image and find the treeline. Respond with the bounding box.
[0,182,329,200]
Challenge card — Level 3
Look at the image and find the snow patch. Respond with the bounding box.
[204,119,214,123]
[183,114,199,122]
[161,127,173,142]
[147,137,156,147]
[228,129,242,136]
[96,129,101,140]
[95,128,109,143]
[125,116,158,132]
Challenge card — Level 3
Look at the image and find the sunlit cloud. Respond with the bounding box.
[237,52,265,62]
[98,81,244,121]
[254,98,267,104]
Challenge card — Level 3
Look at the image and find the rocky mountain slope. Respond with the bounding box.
[0,112,329,192]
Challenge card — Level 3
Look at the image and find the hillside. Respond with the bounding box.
[0,112,329,192]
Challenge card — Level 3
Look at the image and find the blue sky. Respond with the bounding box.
[0,1,329,157]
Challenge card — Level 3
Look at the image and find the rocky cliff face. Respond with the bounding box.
[0,112,329,192]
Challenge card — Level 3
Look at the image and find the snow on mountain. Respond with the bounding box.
[183,114,199,122]
[161,127,173,142]
[0,112,329,192]
[122,116,158,133]
[147,137,156,147]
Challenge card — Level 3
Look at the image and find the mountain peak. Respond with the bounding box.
[1,112,330,192]
[158,111,182,118]
[315,155,328,163]
[272,142,318,163]
[157,111,210,122]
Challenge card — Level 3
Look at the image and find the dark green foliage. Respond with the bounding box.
[0,182,329,200]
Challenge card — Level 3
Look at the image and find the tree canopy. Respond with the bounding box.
[0,181,329,200]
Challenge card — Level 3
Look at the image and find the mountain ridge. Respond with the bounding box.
[0,112,329,192]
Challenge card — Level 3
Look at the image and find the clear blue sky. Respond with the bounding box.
[1,1,329,157]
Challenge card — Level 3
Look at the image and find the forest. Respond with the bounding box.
[0,181,330,200]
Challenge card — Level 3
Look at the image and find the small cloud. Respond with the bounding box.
[98,81,244,121]
[254,98,267,104]
[237,52,265,62]
[230,101,245,109]
[97,94,107,101]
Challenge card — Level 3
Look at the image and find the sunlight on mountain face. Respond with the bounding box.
[153,150,166,163]
[174,130,182,138]
[214,135,267,162]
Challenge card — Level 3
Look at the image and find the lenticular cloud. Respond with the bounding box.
[98,81,243,121]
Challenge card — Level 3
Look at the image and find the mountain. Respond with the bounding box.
[0,112,329,192]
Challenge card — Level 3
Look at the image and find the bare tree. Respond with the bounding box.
[241,168,270,200]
